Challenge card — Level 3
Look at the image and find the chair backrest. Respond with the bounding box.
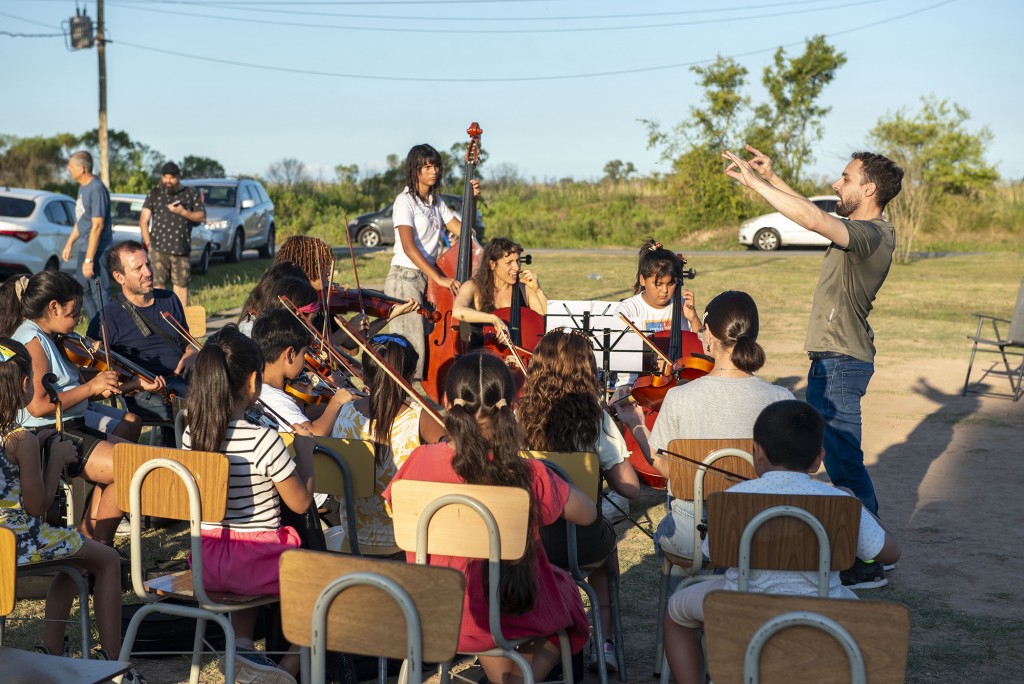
[113,443,228,522]
[278,434,376,498]
[390,480,530,561]
[280,549,464,663]
[1009,277,1024,344]
[184,305,207,339]
[706,492,860,573]
[521,450,600,505]
[703,592,910,684]
[0,527,15,616]
[663,439,756,500]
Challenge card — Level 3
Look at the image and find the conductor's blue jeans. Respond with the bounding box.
[806,355,878,515]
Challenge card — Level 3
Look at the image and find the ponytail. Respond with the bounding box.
[444,353,537,614]
[185,325,264,452]
[703,291,766,373]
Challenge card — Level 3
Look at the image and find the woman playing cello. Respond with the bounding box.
[451,237,547,346]
[383,144,480,380]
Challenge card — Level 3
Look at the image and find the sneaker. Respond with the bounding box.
[840,559,887,590]
[601,490,628,523]
[883,562,897,572]
[588,640,618,673]
[220,648,297,684]
[92,647,147,683]
[116,516,131,536]
[32,636,69,657]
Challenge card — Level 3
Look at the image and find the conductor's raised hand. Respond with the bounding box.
[743,144,776,181]
[722,150,763,189]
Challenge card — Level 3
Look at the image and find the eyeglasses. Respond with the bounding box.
[371,334,409,348]
[0,344,16,363]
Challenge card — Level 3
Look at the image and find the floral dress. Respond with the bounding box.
[0,429,84,564]
[331,401,423,549]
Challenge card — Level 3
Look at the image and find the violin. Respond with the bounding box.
[277,295,366,387]
[326,285,440,323]
[422,122,485,404]
[55,332,174,403]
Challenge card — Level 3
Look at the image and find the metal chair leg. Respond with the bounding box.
[653,556,670,676]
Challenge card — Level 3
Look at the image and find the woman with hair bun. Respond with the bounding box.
[646,291,794,559]
[384,352,595,684]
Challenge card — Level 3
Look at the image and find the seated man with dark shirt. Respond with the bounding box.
[88,240,197,442]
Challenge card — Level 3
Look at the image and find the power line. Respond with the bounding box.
[0,30,64,38]
[107,0,958,83]
[107,0,864,23]
[105,0,888,34]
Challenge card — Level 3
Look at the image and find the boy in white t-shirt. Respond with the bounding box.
[663,400,901,684]
[252,308,353,437]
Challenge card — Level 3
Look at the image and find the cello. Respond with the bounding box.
[422,122,484,403]
[487,253,546,354]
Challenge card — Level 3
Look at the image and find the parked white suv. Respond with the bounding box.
[0,188,78,278]
[738,195,838,251]
[181,178,275,262]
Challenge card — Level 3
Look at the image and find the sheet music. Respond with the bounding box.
[546,300,645,373]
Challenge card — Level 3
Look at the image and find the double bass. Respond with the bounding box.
[422,122,484,403]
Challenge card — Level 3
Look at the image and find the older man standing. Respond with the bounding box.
[723,145,904,588]
[63,150,113,321]
[139,162,205,306]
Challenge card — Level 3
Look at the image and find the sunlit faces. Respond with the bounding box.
[417,163,439,192]
[833,158,872,218]
[489,251,522,286]
[639,273,677,309]
[49,300,82,334]
[115,249,154,297]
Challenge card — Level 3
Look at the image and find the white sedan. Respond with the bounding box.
[0,188,78,278]
[738,195,839,251]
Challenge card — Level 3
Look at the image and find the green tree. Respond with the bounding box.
[745,35,846,186]
[869,96,998,261]
[180,155,225,178]
[603,160,637,182]
[77,128,163,193]
[0,133,78,189]
[334,163,359,185]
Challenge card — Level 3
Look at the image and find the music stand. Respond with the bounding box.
[546,300,645,399]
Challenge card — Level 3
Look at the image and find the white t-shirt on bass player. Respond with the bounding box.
[390,188,457,270]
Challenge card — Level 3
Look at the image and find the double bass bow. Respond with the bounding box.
[422,122,484,403]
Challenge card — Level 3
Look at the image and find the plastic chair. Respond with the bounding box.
[703,592,910,683]
[0,527,131,683]
[390,480,574,684]
[113,444,280,684]
[652,439,754,680]
[523,450,626,683]
[280,549,465,684]
[963,276,1024,401]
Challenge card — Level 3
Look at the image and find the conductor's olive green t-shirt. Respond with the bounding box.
[804,218,894,363]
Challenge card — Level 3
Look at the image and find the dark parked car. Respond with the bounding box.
[346,193,485,248]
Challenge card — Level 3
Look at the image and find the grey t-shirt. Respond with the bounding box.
[74,176,112,254]
[804,218,894,363]
[648,375,794,456]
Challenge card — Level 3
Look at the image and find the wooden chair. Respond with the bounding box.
[113,444,280,684]
[183,305,207,340]
[0,527,132,683]
[703,592,910,683]
[523,450,626,684]
[280,549,465,684]
[390,480,574,684]
[963,276,1024,401]
[279,435,391,556]
[652,439,754,680]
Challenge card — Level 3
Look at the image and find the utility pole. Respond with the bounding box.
[97,0,109,187]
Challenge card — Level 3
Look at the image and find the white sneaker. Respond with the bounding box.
[220,649,296,684]
[588,640,618,673]
[601,491,628,523]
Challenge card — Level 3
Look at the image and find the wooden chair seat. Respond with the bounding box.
[146,570,277,605]
[0,646,130,684]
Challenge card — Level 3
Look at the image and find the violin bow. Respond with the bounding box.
[278,295,364,383]
[93,278,112,369]
[618,313,674,368]
[341,211,370,336]
[655,448,751,482]
[331,313,446,428]
[161,311,203,351]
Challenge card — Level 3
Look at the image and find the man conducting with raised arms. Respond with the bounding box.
[722,145,903,587]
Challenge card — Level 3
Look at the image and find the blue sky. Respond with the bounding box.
[2,0,1020,185]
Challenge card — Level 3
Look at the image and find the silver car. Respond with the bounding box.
[111,194,218,275]
[0,188,79,278]
[181,178,276,262]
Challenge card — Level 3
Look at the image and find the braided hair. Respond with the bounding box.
[275,235,335,287]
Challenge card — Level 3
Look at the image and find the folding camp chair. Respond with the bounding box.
[963,276,1024,401]
[280,549,465,684]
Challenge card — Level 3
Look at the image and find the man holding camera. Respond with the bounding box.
[140,161,205,306]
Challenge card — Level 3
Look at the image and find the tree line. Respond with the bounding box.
[2,35,1012,259]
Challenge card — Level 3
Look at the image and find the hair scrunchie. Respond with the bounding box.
[13,276,29,302]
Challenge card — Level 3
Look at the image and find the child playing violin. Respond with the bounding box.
[0,271,161,545]
[614,239,701,336]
